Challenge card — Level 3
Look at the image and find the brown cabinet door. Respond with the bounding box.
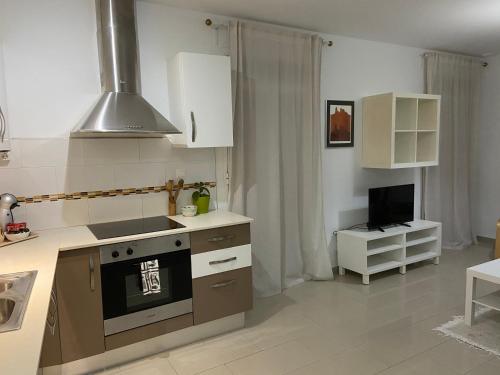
[56,247,105,363]
[191,224,251,254]
[39,281,62,367]
[192,267,253,325]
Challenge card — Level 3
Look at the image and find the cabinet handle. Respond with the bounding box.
[190,111,197,142]
[0,105,5,143]
[209,256,237,265]
[211,279,236,289]
[89,255,95,291]
[207,235,234,243]
[47,289,57,335]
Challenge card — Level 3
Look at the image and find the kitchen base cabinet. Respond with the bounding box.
[39,282,62,368]
[40,247,106,368]
[56,247,105,363]
[190,224,251,254]
[40,218,254,372]
[193,267,253,325]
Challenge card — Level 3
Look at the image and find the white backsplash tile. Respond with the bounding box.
[23,167,58,196]
[88,195,143,224]
[0,166,57,197]
[20,139,72,167]
[0,168,28,196]
[142,193,169,217]
[139,138,183,163]
[66,139,85,166]
[26,200,90,231]
[185,161,216,182]
[56,165,115,193]
[165,162,179,181]
[114,162,166,188]
[82,139,140,165]
[0,138,221,230]
[176,148,215,163]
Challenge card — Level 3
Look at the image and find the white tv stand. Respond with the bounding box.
[337,220,441,284]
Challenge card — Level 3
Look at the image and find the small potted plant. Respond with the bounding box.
[191,182,211,214]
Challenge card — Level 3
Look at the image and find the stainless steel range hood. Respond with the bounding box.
[71,0,180,138]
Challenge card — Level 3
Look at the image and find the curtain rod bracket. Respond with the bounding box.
[205,18,213,26]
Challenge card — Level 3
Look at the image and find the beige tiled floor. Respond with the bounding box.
[99,243,500,375]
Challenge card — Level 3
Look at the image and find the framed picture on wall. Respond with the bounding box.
[326,100,354,148]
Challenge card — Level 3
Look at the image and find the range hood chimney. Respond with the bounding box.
[71,0,180,138]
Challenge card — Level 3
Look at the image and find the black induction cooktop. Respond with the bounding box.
[87,216,185,240]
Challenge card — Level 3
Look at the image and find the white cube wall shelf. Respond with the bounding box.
[362,92,441,169]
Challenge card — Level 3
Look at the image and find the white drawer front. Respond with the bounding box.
[191,244,252,279]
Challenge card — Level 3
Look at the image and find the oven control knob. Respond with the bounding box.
[127,248,134,255]
[112,250,120,258]
[175,240,182,247]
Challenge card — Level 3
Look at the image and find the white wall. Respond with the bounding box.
[0,0,227,138]
[0,1,223,230]
[0,1,425,264]
[477,54,500,238]
[320,35,424,263]
[0,40,8,145]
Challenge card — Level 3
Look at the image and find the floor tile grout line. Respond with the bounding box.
[371,338,453,374]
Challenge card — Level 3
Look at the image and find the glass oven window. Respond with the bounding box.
[124,268,172,309]
[101,249,192,320]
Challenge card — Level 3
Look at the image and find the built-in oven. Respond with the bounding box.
[99,233,192,336]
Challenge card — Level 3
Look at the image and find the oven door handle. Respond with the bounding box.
[211,279,236,289]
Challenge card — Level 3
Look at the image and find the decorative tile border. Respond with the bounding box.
[16,181,216,204]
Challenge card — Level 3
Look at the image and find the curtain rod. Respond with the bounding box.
[204,18,334,47]
[422,52,488,67]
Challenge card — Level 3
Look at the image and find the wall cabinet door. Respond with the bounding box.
[56,247,105,363]
[168,52,233,148]
[39,282,62,368]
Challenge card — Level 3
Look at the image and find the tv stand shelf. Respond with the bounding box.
[337,220,441,284]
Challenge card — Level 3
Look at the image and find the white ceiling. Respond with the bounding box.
[150,0,500,57]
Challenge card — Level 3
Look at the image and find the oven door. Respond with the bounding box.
[100,249,192,335]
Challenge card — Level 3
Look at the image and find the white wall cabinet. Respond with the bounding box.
[362,93,440,169]
[167,52,233,148]
[0,43,11,154]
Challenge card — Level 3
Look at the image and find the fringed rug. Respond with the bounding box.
[434,308,500,356]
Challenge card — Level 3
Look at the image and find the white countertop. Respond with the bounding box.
[0,211,252,375]
[339,220,441,240]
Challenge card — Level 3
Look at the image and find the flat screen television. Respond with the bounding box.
[368,184,414,229]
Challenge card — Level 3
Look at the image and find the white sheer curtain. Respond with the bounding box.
[423,52,481,249]
[228,21,333,297]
